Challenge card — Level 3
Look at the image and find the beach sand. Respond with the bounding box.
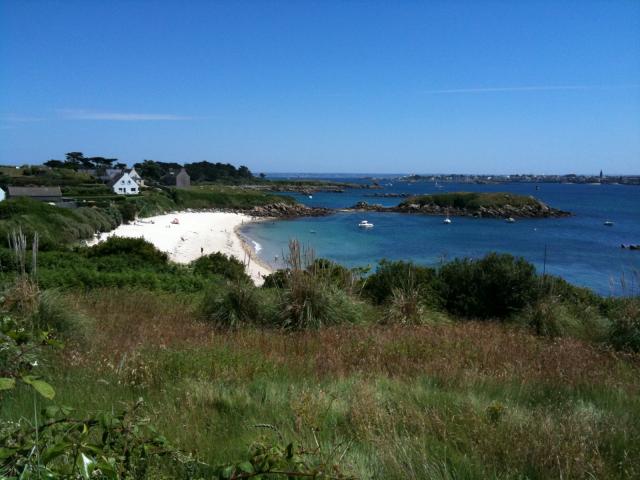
[88,212,272,285]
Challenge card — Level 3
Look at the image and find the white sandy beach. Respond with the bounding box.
[88,212,272,285]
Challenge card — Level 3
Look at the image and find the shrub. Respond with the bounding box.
[88,237,168,266]
[192,252,250,283]
[362,260,439,306]
[437,253,538,319]
[518,296,610,341]
[201,282,278,327]
[383,287,425,324]
[608,298,640,352]
[117,200,138,222]
[262,269,290,289]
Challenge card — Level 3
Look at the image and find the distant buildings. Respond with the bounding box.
[161,167,191,189]
[7,186,63,202]
[0,187,5,202]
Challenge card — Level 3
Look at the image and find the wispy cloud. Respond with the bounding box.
[421,84,640,94]
[58,109,195,121]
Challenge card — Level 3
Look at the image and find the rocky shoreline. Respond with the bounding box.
[247,202,332,218]
[347,200,570,219]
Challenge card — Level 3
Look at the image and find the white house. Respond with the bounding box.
[109,171,139,195]
[126,168,144,186]
[0,187,5,202]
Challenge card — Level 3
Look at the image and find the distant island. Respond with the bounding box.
[350,192,571,218]
[369,172,640,186]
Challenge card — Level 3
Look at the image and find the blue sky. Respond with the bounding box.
[1,0,639,174]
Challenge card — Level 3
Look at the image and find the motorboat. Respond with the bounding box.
[505,217,516,223]
[604,220,614,227]
[358,220,374,228]
[443,217,452,224]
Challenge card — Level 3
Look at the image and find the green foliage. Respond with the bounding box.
[0,399,201,479]
[279,272,362,330]
[30,290,86,341]
[608,298,640,352]
[201,282,277,328]
[308,258,363,293]
[518,296,610,342]
[215,439,355,479]
[185,161,253,183]
[0,313,57,401]
[362,259,439,306]
[193,252,250,283]
[437,253,539,319]
[116,199,138,222]
[400,191,541,211]
[0,198,122,249]
[171,186,295,209]
[88,236,169,266]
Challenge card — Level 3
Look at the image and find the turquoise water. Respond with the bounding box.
[241,179,640,295]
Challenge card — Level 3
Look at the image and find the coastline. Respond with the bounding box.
[87,211,274,285]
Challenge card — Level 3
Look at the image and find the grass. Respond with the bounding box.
[3,288,639,479]
[0,197,121,249]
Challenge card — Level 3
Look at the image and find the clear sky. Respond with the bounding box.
[1,0,639,174]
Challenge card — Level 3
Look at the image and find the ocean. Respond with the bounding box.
[241,177,640,296]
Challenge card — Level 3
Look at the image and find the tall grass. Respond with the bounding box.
[4,288,638,479]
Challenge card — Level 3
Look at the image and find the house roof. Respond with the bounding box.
[7,186,62,198]
[107,172,126,187]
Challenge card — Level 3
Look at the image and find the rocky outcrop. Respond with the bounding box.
[363,192,412,198]
[348,200,570,218]
[248,202,332,218]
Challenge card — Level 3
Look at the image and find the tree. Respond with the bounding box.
[64,152,84,170]
[44,160,66,169]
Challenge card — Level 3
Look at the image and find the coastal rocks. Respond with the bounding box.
[363,192,412,198]
[348,200,570,219]
[248,202,332,218]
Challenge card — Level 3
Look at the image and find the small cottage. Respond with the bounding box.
[7,186,63,202]
[109,172,139,195]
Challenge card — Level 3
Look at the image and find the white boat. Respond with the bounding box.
[308,195,313,199]
[505,217,516,223]
[443,217,452,224]
[604,220,614,227]
[358,220,374,228]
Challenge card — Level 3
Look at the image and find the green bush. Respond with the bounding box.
[192,252,250,283]
[262,269,290,289]
[117,200,138,222]
[362,259,439,306]
[278,270,362,329]
[88,237,168,266]
[201,282,279,327]
[0,198,121,249]
[437,253,539,319]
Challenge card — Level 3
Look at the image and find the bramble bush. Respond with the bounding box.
[437,253,539,319]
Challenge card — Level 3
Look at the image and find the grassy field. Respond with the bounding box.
[3,288,639,479]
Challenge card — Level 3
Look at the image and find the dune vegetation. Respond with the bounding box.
[1,229,639,478]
